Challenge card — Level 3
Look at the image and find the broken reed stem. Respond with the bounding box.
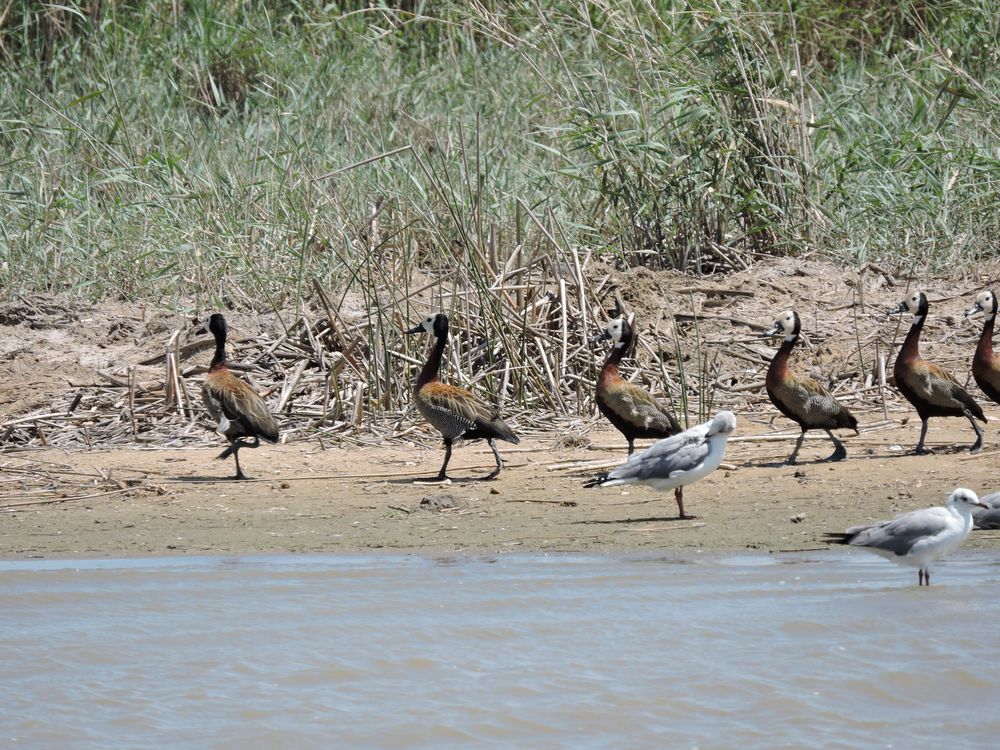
[128,365,138,439]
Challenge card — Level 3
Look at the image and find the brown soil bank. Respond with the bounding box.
[3,420,999,559]
[3,259,1000,558]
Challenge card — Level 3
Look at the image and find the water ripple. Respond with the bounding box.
[2,552,999,749]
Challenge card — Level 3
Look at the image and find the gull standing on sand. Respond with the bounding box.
[824,488,988,585]
[584,411,736,520]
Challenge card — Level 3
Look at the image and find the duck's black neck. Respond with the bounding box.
[768,332,798,378]
[777,331,798,357]
[417,332,447,386]
[978,314,995,357]
[901,313,926,358]
[604,337,630,369]
[210,333,227,372]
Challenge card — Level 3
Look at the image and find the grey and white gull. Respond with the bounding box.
[825,487,988,585]
[584,411,736,519]
[972,491,1000,529]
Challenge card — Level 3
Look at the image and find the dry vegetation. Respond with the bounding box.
[3,258,998,456]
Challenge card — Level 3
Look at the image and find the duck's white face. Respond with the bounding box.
[605,318,626,345]
[971,291,995,318]
[900,292,922,313]
[405,313,447,337]
[772,310,796,335]
[763,310,797,340]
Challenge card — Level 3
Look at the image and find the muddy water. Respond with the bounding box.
[2,553,999,749]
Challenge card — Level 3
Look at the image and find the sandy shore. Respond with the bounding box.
[3,420,1000,559]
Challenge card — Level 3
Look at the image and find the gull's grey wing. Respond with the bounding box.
[973,492,1000,529]
[848,507,951,556]
[607,424,710,482]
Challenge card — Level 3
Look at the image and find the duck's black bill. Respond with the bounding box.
[886,302,907,317]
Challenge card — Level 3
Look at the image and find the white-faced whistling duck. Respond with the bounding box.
[404,313,519,482]
[763,310,859,464]
[965,289,1000,408]
[594,317,681,455]
[824,488,988,586]
[202,313,279,480]
[585,411,736,520]
[888,291,985,454]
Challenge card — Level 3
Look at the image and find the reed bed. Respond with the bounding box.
[2,1,1000,307]
[4,258,993,461]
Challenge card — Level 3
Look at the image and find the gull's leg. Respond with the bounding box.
[675,487,698,520]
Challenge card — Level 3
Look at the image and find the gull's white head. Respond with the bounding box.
[947,487,989,511]
[707,411,737,437]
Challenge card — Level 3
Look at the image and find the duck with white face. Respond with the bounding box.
[200,313,280,480]
[593,316,681,455]
[965,290,1000,406]
[888,291,986,454]
[404,313,519,482]
[762,309,858,464]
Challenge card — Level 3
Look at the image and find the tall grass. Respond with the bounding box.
[2,0,998,306]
